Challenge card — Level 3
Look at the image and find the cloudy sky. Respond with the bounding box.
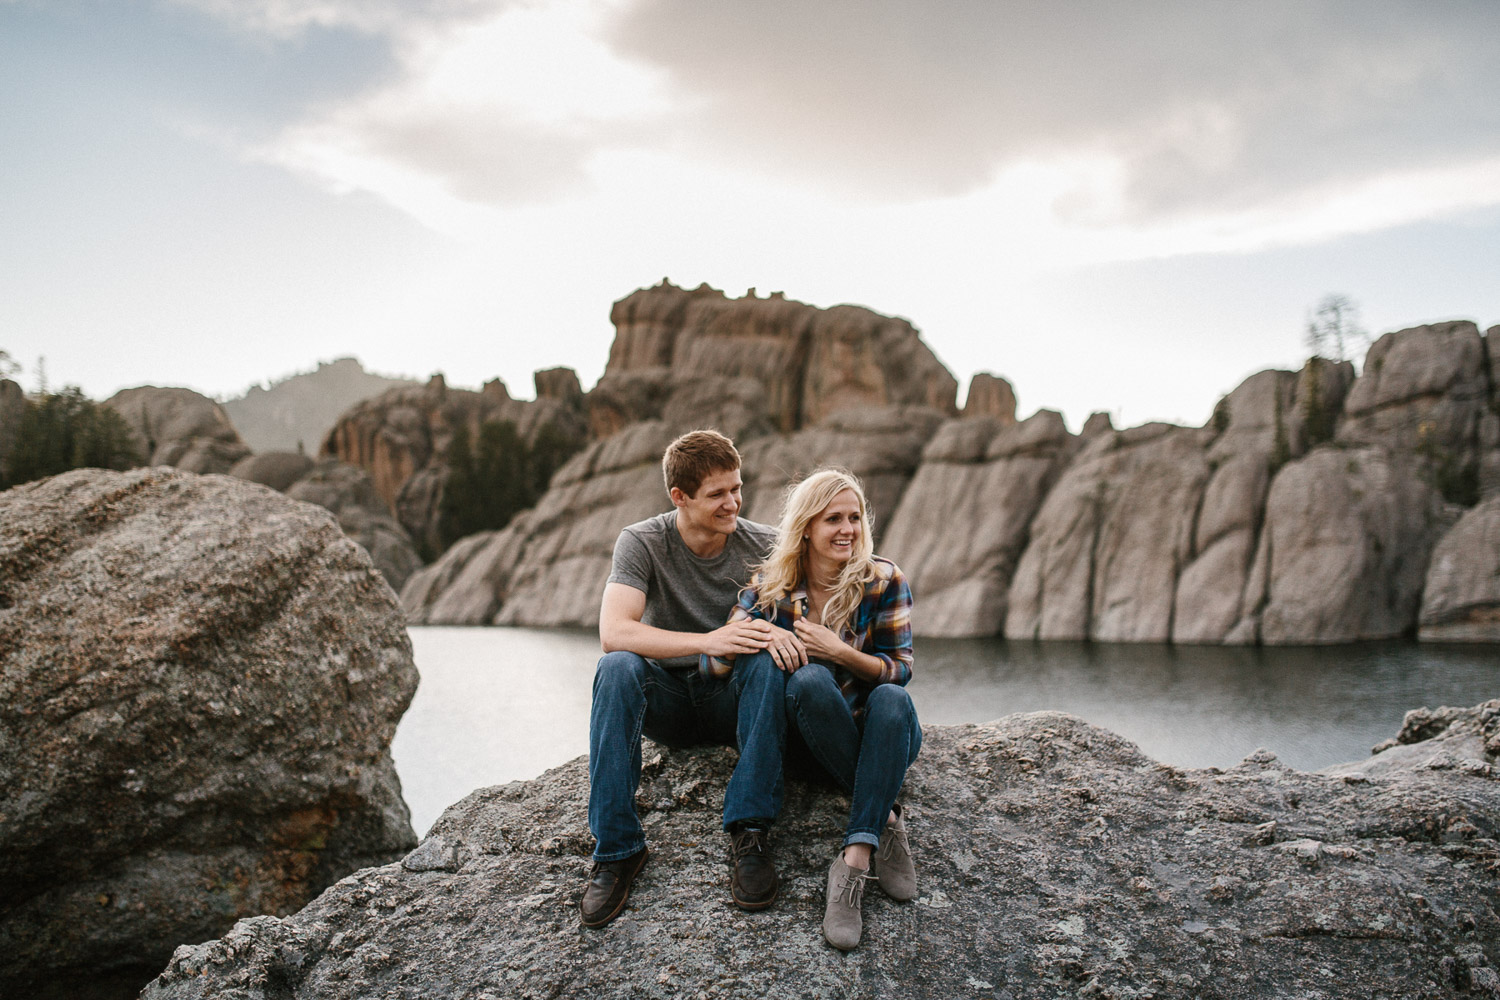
[4,0,1499,430]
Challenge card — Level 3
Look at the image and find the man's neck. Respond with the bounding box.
[676,511,730,558]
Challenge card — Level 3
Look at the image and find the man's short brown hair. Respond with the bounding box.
[662,429,741,497]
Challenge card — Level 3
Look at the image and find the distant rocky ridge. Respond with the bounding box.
[142,700,1500,999]
[398,281,1500,644]
[221,357,418,455]
[0,468,417,998]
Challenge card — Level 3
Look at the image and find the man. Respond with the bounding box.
[581,429,807,928]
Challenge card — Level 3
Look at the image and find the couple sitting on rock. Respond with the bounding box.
[581,429,922,951]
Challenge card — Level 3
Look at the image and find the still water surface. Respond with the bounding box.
[391,626,1498,836]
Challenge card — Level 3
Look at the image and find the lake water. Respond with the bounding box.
[391,626,1498,836]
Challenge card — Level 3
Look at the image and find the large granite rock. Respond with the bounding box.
[1232,447,1452,645]
[1419,495,1500,642]
[602,281,958,433]
[1339,321,1495,505]
[0,467,418,998]
[104,386,252,474]
[285,461,426,593]
[143,701,1500,999]
[1006,423,1215,642]
[880,410,1076,636]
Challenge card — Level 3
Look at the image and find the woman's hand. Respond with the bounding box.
[793,618,848,665]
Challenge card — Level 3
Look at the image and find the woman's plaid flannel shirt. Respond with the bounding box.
[700,556,914,719]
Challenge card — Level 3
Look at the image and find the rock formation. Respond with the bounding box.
[599,282,958,434]
[1419,495,1500,642]
[104,386,252,475]
[285,461,426,593]
[221,357,417,455]
[322,371,589,556]
[880,410,1076,636]
[227,451,316,493]
[0,467,418,997]
[403,282,959,628]
[394,281,1496,645]
[1337,321,1495,506]
[143,701,1500,999]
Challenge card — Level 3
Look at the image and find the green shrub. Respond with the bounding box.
[2,387,143,489]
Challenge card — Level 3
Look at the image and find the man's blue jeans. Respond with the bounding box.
[785,662,921,849]
[588,649,786,862]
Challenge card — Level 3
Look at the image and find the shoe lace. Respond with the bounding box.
[877,823,909,864]
[731,828,768,861]
[835,866,873,908]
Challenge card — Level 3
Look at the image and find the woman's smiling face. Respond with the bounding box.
[806,488,862,566]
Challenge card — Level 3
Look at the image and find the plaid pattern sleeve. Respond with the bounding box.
[698,584,774,679]
[848,558,914,687]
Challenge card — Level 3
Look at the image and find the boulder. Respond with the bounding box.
[879,410,1075,636]
[1006,424,1215,641]
[1419,495,1500,641]
[1339,321,1490,504]
[227,451,315,493]
[285,461,426,593]
[104,386,251,474]
[0,467,417,998]
[1233,447,1451,644]
[143,702,1500,999]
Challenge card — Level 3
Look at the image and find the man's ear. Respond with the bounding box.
[669,486,689,508]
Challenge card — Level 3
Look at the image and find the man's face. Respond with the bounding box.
[672,467,743,536]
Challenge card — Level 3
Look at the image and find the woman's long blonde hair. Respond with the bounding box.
[751,468,876,635]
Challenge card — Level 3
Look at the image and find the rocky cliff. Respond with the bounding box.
[321,370,589,557]
[0,468,418,998]
[402,284,1499,644]
[143,701,1500,999]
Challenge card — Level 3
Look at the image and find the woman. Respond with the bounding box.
[703,468,921,950]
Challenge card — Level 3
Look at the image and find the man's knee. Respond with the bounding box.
[594,650,649,699]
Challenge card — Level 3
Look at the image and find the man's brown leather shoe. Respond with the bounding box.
[729,827,778,910]
[579,847,648,928]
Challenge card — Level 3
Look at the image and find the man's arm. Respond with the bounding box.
[599,582,776,659]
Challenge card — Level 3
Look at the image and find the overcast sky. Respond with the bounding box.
[4,0,1498,431]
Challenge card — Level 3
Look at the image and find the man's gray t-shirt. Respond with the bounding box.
[607,511,776,672]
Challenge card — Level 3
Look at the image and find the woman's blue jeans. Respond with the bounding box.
[588,650,786,862]
[785,662,922,849]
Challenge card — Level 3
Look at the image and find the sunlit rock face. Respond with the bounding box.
[104,385,251,474]
[0,467,418,998]
[142,702,1500,999]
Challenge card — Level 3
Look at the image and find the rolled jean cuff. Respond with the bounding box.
[842,830,880,849]
[593,840,647,863]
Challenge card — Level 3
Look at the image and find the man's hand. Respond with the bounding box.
[764,624,808,673]
[702,618,776,658]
